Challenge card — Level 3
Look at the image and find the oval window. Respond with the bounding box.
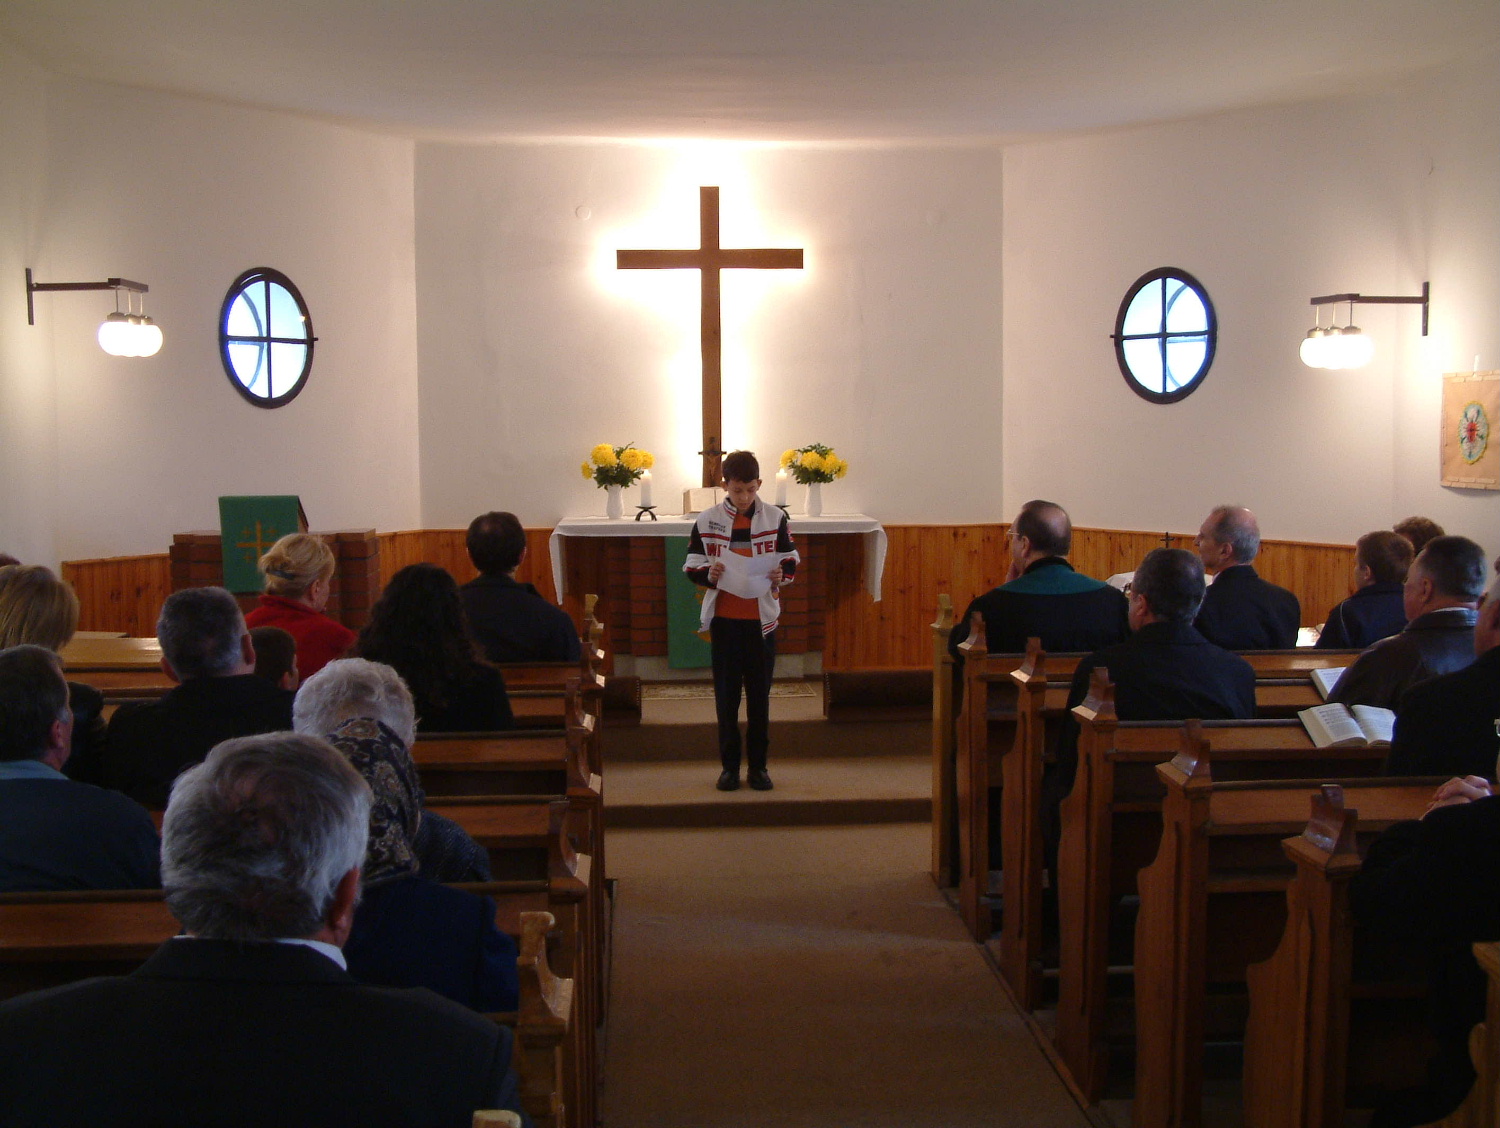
[219,267,316,408]
[1112,268,1216,403]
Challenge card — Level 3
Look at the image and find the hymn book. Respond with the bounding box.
[1310,666,1348,701]
[1298,702,1395,748]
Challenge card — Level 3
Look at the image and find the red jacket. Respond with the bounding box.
[244,594,356,681]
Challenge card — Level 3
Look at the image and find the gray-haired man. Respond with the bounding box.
[0,732,526,1127]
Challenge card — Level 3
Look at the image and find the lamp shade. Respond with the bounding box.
[135,316,163,358]
[1331,326,1374,369]
[1300,327,1330,369]
[97,312,135,356]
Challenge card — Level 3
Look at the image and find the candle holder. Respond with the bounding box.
[634,505,659,522]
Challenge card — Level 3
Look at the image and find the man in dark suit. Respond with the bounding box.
[1351,779,1500,1126]
[949,499,1129,662]
[104,586,293,808]
[1386,553,1500,779]
[460,511,581,664]
[0,644,159,892]
[0,732,526,1128]
[1192,505,1301,649]
[1316,530,1412,650]
[1330,535,1485,711]
[1041,549,1256,865]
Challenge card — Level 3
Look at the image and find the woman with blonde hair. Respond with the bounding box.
[242,533,355,681]
[0,564,106,782]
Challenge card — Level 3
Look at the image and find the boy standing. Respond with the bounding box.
[685,451,799,791]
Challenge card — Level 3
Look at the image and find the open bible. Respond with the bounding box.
[1297,702,1395,748]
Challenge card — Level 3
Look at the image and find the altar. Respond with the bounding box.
[548,513,887,677]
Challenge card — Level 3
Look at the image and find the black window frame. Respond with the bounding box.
[1111,267,1217,404]
[218,267,317,409]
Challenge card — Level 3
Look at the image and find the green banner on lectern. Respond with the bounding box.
[664,536,713,669]
[218,496,307,593]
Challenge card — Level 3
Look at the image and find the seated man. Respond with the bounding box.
[0,732,526,1128]
[1056,547,1257,792]
[0,645,159,892]
[460,511,581,664]
[948,499,1129,661]
[1330,535,1485,711]
[1193,505,1301,649]
[104,587,294,808]
[1386,553,1500,780]
[1351,774,1500,1127]
[1316,530,1412,649]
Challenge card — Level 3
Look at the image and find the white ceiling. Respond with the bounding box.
[2,0,1497,144]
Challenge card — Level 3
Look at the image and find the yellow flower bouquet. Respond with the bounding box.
[780,443,848,486]
[584,443,654,488]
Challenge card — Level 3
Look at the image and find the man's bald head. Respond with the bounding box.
[1012,500,1072,559]
[1197,505,1261,572]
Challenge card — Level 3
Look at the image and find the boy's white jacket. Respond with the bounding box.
[684,499,800,633]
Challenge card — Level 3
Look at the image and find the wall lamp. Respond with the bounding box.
[25,268,164,357]
[1300,281,1428,370]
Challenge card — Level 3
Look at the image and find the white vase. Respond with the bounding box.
[805,481,823,518]
[605,484,623,519]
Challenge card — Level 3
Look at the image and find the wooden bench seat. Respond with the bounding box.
[1052,681,1388,1103]
[1133,731,1438,1127]
[0,892,575,1128]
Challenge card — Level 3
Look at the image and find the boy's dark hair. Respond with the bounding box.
[1355,531,1414,586]
[250,626,298,685]
[1133,548,1207,624]
[1415,536,1488,602]
[466,511,527,575]
[722,451,760,483]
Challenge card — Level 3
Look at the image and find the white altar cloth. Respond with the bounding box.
[548,513,887,603]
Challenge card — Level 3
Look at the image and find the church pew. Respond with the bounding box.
[992,647,1336,1009]
[1241,801,1474,1128]
[931,594,956,885]
[1133,734,1438,1128]
[433,797,600,1128]
[0,892,576,1128]
[1052,682,1388,1104]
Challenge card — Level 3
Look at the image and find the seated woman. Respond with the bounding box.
[292,659,516,1012]
[244,533,355,681]
[0,565,106,784]
[355,563,514,733]
[292,657,491,882]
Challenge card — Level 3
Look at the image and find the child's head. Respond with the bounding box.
[721,450,761,509]
[249,625,299,691]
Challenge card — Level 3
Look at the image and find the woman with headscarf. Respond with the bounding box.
[320,713,517,1013]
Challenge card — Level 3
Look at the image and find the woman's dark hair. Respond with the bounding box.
[354,564,488,712]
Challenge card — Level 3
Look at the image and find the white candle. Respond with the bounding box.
[639,470,653,508]
[774,469,788,506]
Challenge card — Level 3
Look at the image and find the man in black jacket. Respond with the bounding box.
[1386,552,1500,779]
[460,511,581,664]
[104,587,293,808]
[0,732,525,1128]
[1192,505,1301,649]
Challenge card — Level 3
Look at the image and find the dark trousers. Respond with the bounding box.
[710,618,776,774]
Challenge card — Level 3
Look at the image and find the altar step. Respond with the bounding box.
[603,680,930,829]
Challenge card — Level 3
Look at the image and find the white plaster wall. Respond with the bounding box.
[414,143,1005,527]
[0,40,58,565]
[1002,51,1500,550]
[35,78,421,560]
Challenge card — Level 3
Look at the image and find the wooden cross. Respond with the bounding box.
[617,186,804,487]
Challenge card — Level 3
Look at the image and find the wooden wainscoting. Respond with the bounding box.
[60,554,173,638]
[62,524,1357,668]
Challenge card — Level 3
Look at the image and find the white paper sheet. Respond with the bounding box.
[715,551,781,600]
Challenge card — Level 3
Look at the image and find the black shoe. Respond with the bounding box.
[716,769,740,791]
[747,768,773,791]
